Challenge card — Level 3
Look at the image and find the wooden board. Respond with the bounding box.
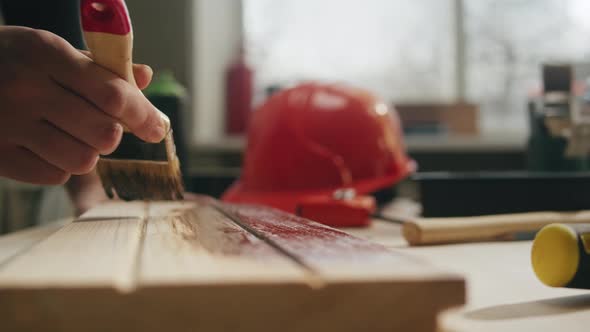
[0,219,69,264]
[0,200,464,332]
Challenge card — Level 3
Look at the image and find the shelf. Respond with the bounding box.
[193,133,527,154]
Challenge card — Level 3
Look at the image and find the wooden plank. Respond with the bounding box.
[0,202,147,291]
[0,201,465,332]
[220,203,460,276]
[0,219,69,264]
[139,201,307,285]
[219,203,465,309]
[0,201,306,290]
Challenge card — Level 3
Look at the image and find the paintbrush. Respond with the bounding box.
[80,0,183,200]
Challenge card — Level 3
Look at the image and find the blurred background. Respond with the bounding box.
[3,0,590,233]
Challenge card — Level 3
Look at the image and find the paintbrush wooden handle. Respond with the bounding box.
[402,210,590,245]
[81,0,136,87]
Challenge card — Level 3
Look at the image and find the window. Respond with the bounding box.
[244,0,590,134]
[465,0,590,131]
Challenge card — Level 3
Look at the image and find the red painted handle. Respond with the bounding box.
[80,0,131,35]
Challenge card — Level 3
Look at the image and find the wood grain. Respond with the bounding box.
[0,219,69,264]
[0,203,145,292]
[221,203,463,283]
[0,201,465,332]
[139,201,307,285]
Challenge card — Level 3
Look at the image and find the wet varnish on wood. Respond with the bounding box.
[0,200,464,332]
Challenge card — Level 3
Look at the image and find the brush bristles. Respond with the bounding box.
[96,130,185,201]
[96,156,184,201]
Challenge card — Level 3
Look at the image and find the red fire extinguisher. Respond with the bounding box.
[225,45,253,135]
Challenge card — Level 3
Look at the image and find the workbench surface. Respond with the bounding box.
[346,221,590,332]
[1,216,589,331]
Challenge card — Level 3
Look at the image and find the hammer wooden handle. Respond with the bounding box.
[402,211,590,245]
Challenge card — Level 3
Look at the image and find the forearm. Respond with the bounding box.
[65,172,108,216]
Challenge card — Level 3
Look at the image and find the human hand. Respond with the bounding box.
[0,26,168,185]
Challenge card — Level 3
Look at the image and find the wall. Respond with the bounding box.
[125,0,193,87]
[125,0,195,145]
[192,0,243,143]
[126,0,243,144]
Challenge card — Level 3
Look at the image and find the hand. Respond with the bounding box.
[0,26,168,185]
[66,53,155,214]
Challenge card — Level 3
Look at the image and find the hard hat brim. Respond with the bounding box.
[222,159,416,214]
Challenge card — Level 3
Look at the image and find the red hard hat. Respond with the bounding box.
[222,83,416,213]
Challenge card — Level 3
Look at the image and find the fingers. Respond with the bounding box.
[87,76,169,142]
[78,50,153,90]
[133,64,153,90]
[0,146,69,185]
[46,39,167,142]
[43,80,123,155]
[17,120,99,176]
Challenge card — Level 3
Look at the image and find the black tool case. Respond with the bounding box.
[414,172,590,217]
